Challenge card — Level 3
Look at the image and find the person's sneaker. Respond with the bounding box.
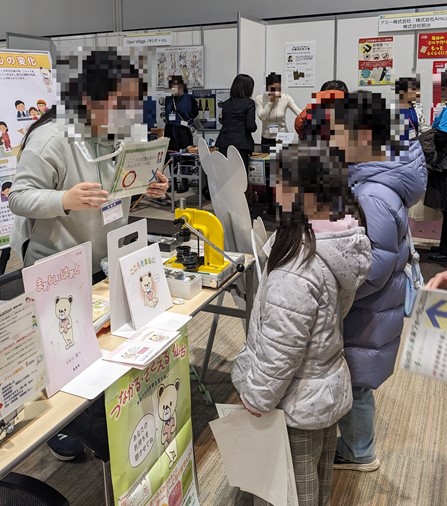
[333,454,380,472]
[47,433,85,461]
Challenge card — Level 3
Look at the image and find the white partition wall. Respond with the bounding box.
[238,14,266,143]
[266,18,336,134]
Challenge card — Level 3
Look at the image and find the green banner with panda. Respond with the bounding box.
[105,327,199,505]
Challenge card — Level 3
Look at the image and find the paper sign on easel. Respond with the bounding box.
[107,219,147,338]
[22,242,101,397]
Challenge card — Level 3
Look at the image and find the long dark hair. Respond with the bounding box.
[19,106,56,156]
[267,142,355,274]
[230,74,254,98]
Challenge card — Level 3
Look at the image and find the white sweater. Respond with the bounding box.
[9,122,130,273]
[255,93,301,139]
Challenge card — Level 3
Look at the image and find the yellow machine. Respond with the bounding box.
[165,206,230,274]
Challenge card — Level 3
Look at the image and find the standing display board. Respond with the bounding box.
[156,46,204,89]
[284,41,316,88]
[419,32,447,59]
[0,50,56,249]
[105,329,199,505]
[358,37,394,86]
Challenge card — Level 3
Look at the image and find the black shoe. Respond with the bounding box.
[202,187,211,200]
[333,453,380,472]
[430,246,441,253]
[47,434,85,461]
[177,186,189,194]
[428,252,447,262]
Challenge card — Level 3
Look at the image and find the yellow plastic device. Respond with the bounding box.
[165,207,229,274]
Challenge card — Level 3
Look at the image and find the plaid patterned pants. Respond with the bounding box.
[253,423,337,506]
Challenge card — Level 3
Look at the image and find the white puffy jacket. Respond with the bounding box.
[232,227,371,430]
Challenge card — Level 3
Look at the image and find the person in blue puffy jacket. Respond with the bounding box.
[312,91,427,472]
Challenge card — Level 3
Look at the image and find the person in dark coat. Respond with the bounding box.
[311,91,426,472]
[423,71,447,261]
[164,75,199,192]
[215,74,257,172]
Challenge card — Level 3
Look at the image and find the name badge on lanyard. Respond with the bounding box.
[101,199,124,225]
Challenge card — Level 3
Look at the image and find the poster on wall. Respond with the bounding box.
[432,61,447,123]
[419,33,447,59]
[105,329,200,505]
[192,89,217,130]
[0,51,56,249]
[156,46,204,89]
[284,42,316,88]
[358,37,394,86]
[192,89,231,131]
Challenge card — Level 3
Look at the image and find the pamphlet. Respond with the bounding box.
[109,138,169,200]
[22,243,102,396]
[401,287,447,381]
[0,293,48,419]
[104,325,179,369]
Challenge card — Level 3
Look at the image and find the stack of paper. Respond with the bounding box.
[104,312,191,369]
[210,405,299,506]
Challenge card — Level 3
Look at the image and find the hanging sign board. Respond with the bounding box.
[123,33,172,47]
[379,11,447,32]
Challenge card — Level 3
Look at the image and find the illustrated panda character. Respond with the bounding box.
[157,379,180,468]
[55,295,74,349]
[140,272,159,308]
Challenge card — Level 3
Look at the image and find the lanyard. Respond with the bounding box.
[75,141,124,188]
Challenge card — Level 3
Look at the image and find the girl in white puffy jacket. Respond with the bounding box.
[231,143,371,506]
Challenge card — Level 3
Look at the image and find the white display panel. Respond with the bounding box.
[238,15,266,144]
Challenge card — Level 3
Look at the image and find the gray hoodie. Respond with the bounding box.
[232,227,371,430]
[9,122,129,273]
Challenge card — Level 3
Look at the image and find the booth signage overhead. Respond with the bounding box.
[124,32,172,47]
[379,11,447,32]
[418,32,447,59]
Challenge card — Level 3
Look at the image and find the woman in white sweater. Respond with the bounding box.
[255,72,301,149]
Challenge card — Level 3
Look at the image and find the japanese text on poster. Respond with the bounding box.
[105,330,199,505]
[0,51,56,249]
[0,293,48,419]
[358,37,394,86]
[284,41,316,88]
[418,32,447,59]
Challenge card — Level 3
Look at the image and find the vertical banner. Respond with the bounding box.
[432,60,447,123]
[0,51,56,249]
[358,37,394,86]
[284,42,316,88]
[105,329,200,505]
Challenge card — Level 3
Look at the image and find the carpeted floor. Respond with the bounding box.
[5,196,447,505]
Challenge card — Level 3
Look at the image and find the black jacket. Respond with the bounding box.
[215,97,257,151]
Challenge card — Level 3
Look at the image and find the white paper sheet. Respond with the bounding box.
[209,408,299,506]
[61,352,131,400]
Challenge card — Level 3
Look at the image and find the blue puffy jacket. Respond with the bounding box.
[343,140,427,389]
